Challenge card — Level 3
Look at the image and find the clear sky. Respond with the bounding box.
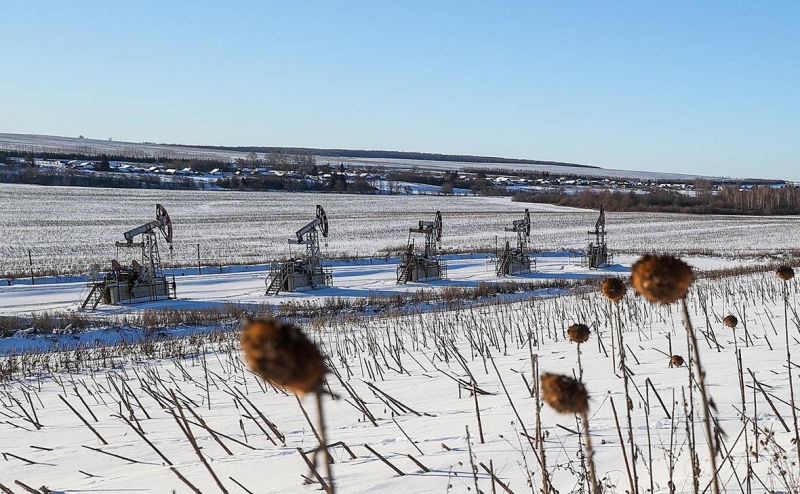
[1,1,798,180]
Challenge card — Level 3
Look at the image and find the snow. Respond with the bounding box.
[1,269,799,492]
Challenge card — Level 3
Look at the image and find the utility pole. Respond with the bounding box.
[28,249,35,285]
[197,244,202,275]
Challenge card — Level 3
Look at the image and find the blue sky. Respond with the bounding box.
[1,1,798,180]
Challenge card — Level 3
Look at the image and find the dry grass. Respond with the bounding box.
[1,303,269,337]
[0,312,97,336]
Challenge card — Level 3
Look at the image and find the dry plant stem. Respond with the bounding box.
[610,301,617,374]
[782,282,800,468]
[316,392,335,494]
[489,351,544,468]
[573,414,590,494]
[580,409,601,494]
[735,348,751,491]
[480,462,514,494]
[466,426,480,494]
[297,447,331,492]
[668,389,677,494]
[682,386,699,494]
[645,386,654,494]
[752,380,759,462]
[169,391,229,494]
[473,381,485,444]
[681,297,720,494]
[611,396,635,494]
[490,459,497,494]
[615,301,639,494]
[13,480,40,494]
[532,355,550,494]
[295,395,322,445]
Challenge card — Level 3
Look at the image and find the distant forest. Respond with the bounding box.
[514,186,800,215]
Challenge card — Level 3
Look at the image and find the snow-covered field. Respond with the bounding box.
[2,269,799,493]
[1,183,797,279]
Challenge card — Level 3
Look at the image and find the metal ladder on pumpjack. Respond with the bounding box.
[265,264,289,295]
[397,261,413,284]
[80,282,108,312]
[495,255,511,276]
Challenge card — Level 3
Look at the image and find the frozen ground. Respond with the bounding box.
[1,269,798,493]
[2,183,797,279]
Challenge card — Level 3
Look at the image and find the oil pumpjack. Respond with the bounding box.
[397,211,447,283]
[265,205,332,294]
[496,208,535,276]
[81,204,174,311]
[583,205,611,269]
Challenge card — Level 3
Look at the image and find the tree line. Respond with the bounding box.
[513,186,800,215]
[214,173,377,194]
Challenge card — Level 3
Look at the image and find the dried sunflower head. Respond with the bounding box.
[541,373,588,414]
[631,255,694,304]
[670,355,685,367]
[567,323,591,344]
[777,266,795,281]
[723,315,738,329]
[240,317,327,396]
[601,278,626,302]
